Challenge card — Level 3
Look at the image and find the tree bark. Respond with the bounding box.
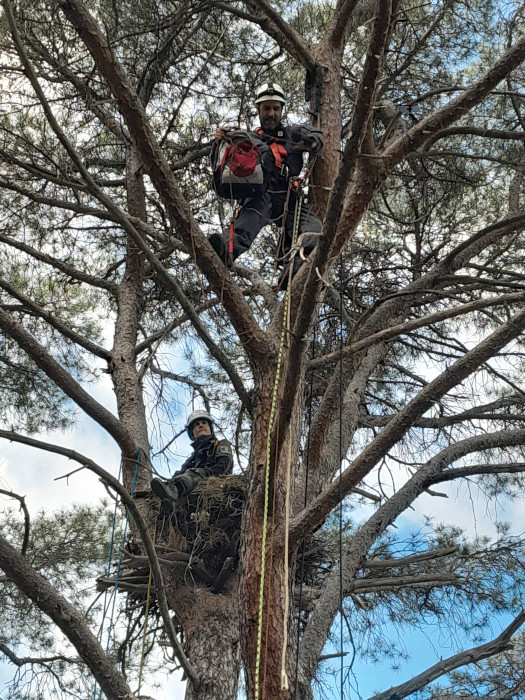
[0,534,134,700]
[166,578,242,700]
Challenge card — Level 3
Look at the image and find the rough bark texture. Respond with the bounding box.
[3,1,525,699]
[110,144,150,491]
[170,580,242,700]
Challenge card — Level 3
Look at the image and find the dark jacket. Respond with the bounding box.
[210,123,325,184]
[256,123,325,180]
[178,435,233,479]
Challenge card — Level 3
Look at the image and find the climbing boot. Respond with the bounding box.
[151,477,179,510]
[209,233,227,261]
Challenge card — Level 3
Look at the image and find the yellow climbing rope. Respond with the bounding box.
[254,181,303,700]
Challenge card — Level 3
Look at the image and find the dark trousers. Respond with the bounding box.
[223,179,322,262]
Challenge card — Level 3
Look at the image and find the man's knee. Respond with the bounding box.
[173,471,199,495]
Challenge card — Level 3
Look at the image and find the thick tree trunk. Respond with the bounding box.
[111,144,150,492]
[165,578,241,700]
[242,353,308,699]
[310,48,343,217]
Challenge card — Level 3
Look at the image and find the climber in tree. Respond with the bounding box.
[151,410,233,512]
[209,82,325,287]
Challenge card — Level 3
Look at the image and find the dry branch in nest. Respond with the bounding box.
[97,475,245,598]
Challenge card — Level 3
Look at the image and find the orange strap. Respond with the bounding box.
[256,127,287,170]
[228,219,235,255]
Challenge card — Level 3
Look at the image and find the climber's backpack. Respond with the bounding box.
[213,130,269,200]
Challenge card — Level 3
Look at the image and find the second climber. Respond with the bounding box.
[209,82,325,287]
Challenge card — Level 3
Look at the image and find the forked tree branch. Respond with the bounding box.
[298,427,525,682]
[56,0,273,368]
[424,125,525,148]
[239,0,315,68]
[368,610,525,700]
[0,429,200,689]
[0,642,76,669]
[0,488,30,555]
[428,462,525,484]
[324,0,363,50]
[277,0,394,467]
[290,309,525,546]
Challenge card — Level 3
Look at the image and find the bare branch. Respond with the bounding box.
[365,546,458,570]
[0,277,111,361]
[150,364,211,410]
[135,298,218,355]
[428,462,525,485]
[0,488,30,555]
[0,429,200,689]
[367,610,525,700]
[424,125,525,148]
[0,642,74,668]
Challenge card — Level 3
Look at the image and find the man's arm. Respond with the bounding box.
[291,124,325,157]
[213,439,233,476]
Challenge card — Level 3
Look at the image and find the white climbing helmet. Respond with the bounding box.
[254,82,286,105]
[185,409,215,439]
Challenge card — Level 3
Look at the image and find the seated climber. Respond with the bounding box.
[151,410,233,512]
[209,81,325,287]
